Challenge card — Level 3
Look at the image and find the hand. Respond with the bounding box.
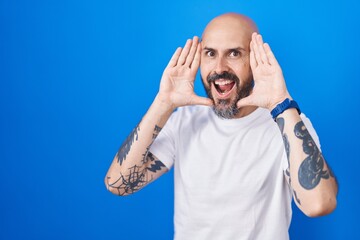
[237,33,291,110]
[157,36,213,109]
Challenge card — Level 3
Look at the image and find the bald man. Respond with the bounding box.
[105,13,338,239]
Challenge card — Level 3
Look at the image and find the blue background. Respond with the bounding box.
[1,0,359,239]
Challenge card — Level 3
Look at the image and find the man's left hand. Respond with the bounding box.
[237,33,291,110]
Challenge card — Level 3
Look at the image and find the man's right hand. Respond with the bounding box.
[157,36,213,110]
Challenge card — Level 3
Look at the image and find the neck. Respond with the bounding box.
[234,105,258,118]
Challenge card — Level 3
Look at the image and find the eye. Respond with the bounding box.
[229,50,240,57]
[205,50,215,57]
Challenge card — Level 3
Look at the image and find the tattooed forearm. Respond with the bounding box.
[107,153,166,195]
[107,165,151,195]
[115,125,161,166]
[294,121,330,190]
[108,125,166,195]
[116,125,140,166]
[142,125,163,163]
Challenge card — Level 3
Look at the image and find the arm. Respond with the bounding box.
[276,109,337,216]
[237,33,338,216]
[105,36,212,196]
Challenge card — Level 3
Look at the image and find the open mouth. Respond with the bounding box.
[213,79,236,96]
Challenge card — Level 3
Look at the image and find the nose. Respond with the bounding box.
[214,56,229,74]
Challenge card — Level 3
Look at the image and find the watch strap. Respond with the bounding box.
[271,98,301,120]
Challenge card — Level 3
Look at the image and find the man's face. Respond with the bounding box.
[200,21,254,119]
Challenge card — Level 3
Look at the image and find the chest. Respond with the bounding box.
[174,121,286,197]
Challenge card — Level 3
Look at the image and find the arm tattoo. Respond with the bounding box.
[277,117,301,205]
[146,152,166,173]
[294,121,330,190]
[107,153,166,195]
[142,125,163,164]
[107,165,151,195]
[108,125,166,195]
[153,125,162,139]
[116,125,140,166]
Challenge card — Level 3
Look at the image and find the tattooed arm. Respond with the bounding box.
[237,33,337,216]
[276,111,338,216]
[105,99,173,196]
[105,36,212,196]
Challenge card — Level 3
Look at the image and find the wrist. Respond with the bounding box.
[154,93,177,113]
[268,94,292,111]
[270,98,301,121]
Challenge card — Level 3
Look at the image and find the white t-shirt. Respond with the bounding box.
[150,106,320,240]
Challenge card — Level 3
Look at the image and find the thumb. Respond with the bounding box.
[189,95,214,106]
[236,96,255,108]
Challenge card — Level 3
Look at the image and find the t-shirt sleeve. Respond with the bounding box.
[149,110,178,170]
[282,113,322,171]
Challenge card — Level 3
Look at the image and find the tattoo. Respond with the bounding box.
[107,165,151,195]
[108,125,166,195]
[116,125,140,166]
[143,150,154,164]
[278,117,301,205]
[146,154,166,172]
[142,125,163,164]
[295,121,329,190]
[152,125,162,139]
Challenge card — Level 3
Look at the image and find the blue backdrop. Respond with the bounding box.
[1,0,359,239]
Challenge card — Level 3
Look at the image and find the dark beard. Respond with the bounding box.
[202,71,253,119]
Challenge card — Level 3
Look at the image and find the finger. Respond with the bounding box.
[167,47,182,68]
[252,33,263,65]
[249,41,257,68]
[178,39,192,65]
[256,34,269,65]
[185,36,199,67]
[190,95,213,106]
[263,43,278,66]
[190,41,201,70]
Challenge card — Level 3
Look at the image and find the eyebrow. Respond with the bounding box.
[203,46,247,52]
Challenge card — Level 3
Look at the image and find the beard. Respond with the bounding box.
[202,71,253,119]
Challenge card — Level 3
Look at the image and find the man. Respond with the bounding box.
[105,13,338,239]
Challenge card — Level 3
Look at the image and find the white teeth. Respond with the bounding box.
[214,80,233,85]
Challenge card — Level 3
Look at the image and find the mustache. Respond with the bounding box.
[207,71,239,83]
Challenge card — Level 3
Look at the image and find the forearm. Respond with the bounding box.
[105,95,174,195]
[276,108,338,216]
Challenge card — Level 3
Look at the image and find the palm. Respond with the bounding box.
[160,66,197,105]
[237,33,290,110]
[158,37,212,108]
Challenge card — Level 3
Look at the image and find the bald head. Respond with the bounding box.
[199,13,258,119]
[202,13,258,46]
